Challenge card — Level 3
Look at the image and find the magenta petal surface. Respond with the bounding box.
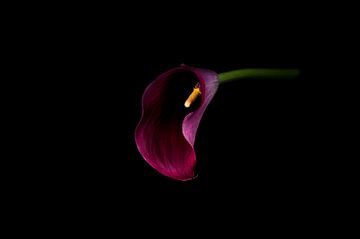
[135,65,219,180]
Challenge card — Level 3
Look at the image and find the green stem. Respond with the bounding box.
[218,69,300,83]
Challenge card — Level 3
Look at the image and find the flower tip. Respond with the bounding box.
[184,86,201,108]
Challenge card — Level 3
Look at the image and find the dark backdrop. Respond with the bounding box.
[25,3,334,232]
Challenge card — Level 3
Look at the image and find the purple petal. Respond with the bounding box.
[135,65,219,180]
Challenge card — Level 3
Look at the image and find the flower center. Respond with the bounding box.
[184,83,201,108]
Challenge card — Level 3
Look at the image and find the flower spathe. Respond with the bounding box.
[135,65,219,180]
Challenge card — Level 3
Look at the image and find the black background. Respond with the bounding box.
[18,3,341,233]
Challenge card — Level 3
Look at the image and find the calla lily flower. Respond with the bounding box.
[135,65,219,180]
[135,65,299,181]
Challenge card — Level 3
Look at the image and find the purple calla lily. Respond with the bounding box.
[135,64,299,181]
[135,65,219,181]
